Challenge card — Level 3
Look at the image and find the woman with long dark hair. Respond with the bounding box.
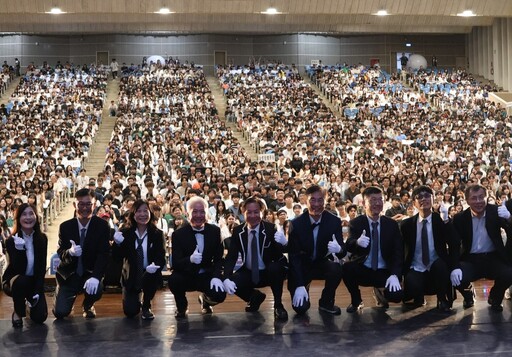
[112,199,166,320]
[2,203,48,328]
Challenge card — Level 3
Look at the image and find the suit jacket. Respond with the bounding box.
[347,214,403,277]
[171,223,223,279]
[288,210,345,287]
[2,232,48,294]
[400,212,458,274]
[224,220,286,279]
[56,215,110,281]
[112,224,166,289]
[452,204,511,265]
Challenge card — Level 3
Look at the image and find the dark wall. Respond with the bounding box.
[0,33,466,74]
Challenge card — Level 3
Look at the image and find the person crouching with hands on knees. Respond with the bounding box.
[223,196,289,321]
[168,196,226,319]
[287,184,345,316]
[53,188,111,319]
[450,184,512,312]
[3,203,48,328]
[112,199,166,320]
[343,186,404,313]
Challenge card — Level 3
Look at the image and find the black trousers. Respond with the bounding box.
[288,259,343,314]
[122,272,162,318]
[53,273,103,318]
[403,258,453,303]
[4,275,47,323]
[230,260,287,306]
[457,253,512,304]
[343,262,403,305]
[168,271,227,312]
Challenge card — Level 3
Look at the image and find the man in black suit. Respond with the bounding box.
[450,184,512,312]
[168,196,226,318]
[223,196,288,321]
[53,188,111,319]
[400,186,457,312]
[287,185,345,315]
[344,186,403,313]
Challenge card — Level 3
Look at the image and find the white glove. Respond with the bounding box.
[223,278,237,295]
[328,234,342,254]
[26,294,39,308]
[292,286,309,307]
[113,231,125,245]
[439,205,449,221]
[68,240,82,257]
[450,268,462,286]
[190,246,202,264]
[145,262,160,274]
[210,277,225,292]
[385,274,401,292]
[274,230,287,246]
[498,200,511,220]
[83,277,99,295]
[13,234,25,251]
[356,230,370,248]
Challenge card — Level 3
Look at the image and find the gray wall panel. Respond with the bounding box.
[0,33,466,74]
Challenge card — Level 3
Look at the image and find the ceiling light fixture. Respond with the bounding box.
[155,7,174,14]
[376,10,389,16]
[457,10,475,17]
[261,7,279,15]
[47,7,65,14]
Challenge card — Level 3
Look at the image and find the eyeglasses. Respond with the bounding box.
[415,193,432,201]
[77,202,93,208]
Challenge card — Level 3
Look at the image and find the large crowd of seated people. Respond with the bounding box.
[4,56,512,326]
[0,62,107,236]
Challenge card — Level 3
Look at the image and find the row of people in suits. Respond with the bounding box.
[4,183,512,328]
[168,183,512,320]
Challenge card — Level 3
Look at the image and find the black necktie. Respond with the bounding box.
[136,237,144,283]
[250,230,259,284]
[421,220,430,266]
[312,221,320,259]
[371,221,379,270]
[77,228,86,276]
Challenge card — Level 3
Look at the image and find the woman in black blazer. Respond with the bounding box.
[112,199,166,320]
[2,203,48,328]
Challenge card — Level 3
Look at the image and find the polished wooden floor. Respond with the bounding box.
[0,279,499,319]
[2,279,512,356]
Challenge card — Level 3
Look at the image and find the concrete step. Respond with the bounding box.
[206,75,259,162]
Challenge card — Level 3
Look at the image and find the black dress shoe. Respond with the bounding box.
[174,309,188,319]
[461,288,475,309]
[319,303,342,315]
[274,304,288,321]
[83,306,96,318]
[373,288,389,308]
[346,302,364,313]
[245,291,266,312]
[198,294,213,314]
[141,308,155,320]
[12,312,23,328]
[437,300,452,313]
[488,298,503,312]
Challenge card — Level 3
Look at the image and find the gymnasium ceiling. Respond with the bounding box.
[0,0,511,35]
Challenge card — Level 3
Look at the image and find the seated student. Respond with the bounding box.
[112,199,166,320]
[223,196,288,321]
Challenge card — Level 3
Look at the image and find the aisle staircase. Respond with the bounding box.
[206,75,259,162]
